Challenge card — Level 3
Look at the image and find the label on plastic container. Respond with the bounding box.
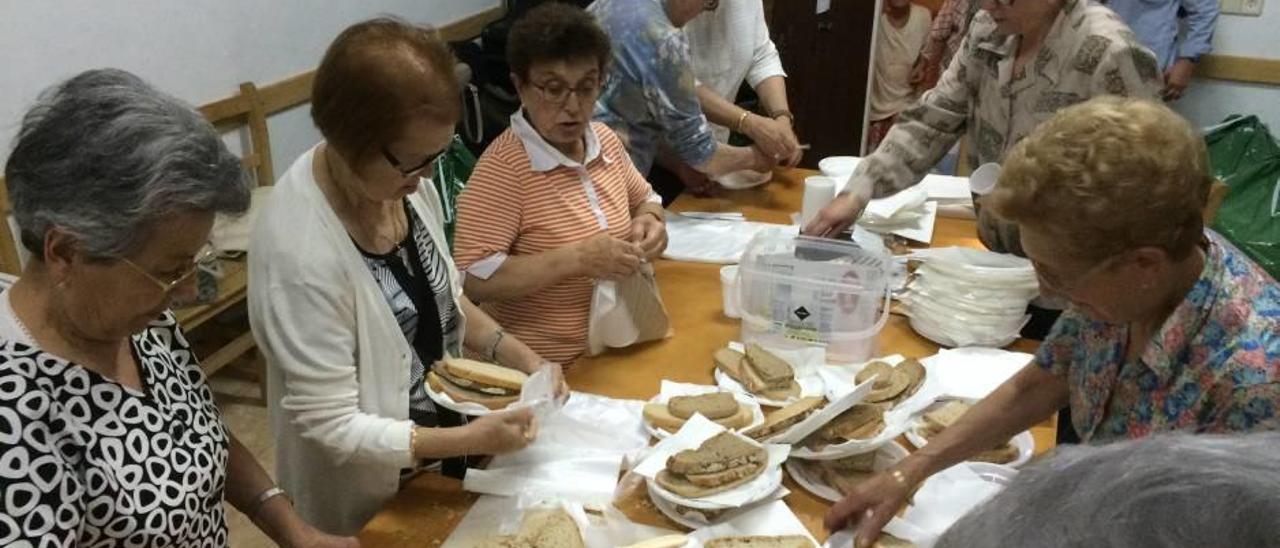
[755,252,878,346]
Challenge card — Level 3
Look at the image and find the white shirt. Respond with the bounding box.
[684,0,787,142]
[247,145,467,535]
[870,5,932,122]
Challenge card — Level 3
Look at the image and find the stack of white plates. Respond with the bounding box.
[900,247,1039,348]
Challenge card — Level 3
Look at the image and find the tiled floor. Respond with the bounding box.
[210,372,277,548]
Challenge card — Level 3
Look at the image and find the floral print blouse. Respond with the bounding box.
[1038,232,1280,443]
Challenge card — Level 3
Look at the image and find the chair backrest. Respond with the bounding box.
[199,81,276,188]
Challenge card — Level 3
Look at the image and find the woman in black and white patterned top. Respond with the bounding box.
[0,70,352,547]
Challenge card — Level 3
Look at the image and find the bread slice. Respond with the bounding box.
[921,400,971,432]
[684,461,766,487]
[621,535,690,548]
[744,396,825,440]
[515,509,585,548]
[655,460,764,497]
[667,432,766,475]
[973,443,1019,464]
[715,347,802,401]
[893,358,927,403]
[440,358,528,391]
[703,536,814,548]
[804,404,885,449]
[872,534,915,548]
[814,461,874,496]
[714,348,749,383]
[743,344,794,386]
[643,402,753,433]
[825,452,877,473]
[669,392,739,420]
[427,371,519,410]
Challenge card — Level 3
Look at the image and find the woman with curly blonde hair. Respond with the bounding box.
[824,97,1280,546]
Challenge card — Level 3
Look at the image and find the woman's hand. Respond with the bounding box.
[464,407,537,455]
[283,525,361,548]
[524,360,570,403]
[743,114,801,165]
[629,213,667,260]
[803,192,867,238]
[824,468,917,546]
[575,233,644,280]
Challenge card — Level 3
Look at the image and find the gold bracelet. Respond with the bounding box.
[734,110,751,133]
[409,426,419,459]
[890,469,907,485]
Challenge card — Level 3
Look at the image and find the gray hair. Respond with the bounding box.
[4,68,250,259]
[935,432,1280,547]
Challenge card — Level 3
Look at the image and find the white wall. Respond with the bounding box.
[0,0,499,171]
[1176,6,1280,133]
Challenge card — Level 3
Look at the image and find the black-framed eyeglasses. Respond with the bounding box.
[382,146,446,178]
[704,0,720,10]
[529,80,601,106]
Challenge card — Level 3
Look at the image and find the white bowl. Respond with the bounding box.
[819,156,861,181]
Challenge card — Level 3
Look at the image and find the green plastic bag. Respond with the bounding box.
[431,135,477,251]
[1205,115,1280,279]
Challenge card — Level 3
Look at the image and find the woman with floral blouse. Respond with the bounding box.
[824,97,1279,546]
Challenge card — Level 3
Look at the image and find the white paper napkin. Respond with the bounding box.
[634,415,791,510]
[922,347,1033,401]
[901,463,1006,541]
[824,517,934,548]
[687,500,819,548]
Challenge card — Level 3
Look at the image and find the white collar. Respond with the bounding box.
[509,109,612,172]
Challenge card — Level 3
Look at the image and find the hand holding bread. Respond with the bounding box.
[465,407,537,455]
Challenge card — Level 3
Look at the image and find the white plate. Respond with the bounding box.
[647,482,785,529]
[904,403,1034,469]
[647,464,785,511]
[964,462,1019,486]
[716,170,773,190]
[714,368,826,408]
[644,392,766,440]
[785,442,910,503]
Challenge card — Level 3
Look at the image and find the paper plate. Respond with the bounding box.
[785,442,910,503]
[787,410,910,460]
[964,462,1019,486]
[424,376,522,416]
[716,170,773,190]
[644,391,766,440]
[714,369,827,408]
[646,483,786,529]
[647,464,785,511]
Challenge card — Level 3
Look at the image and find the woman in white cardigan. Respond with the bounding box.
[248,18,562,535]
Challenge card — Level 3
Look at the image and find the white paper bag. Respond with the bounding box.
[588,262,672,355]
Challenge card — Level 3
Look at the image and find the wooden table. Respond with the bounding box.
[358,168,1053,546]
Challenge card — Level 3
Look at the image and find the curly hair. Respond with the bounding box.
[507,2,612,81]
[987,96,1213,262]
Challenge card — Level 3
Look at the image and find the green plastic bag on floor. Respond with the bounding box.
[1205,115,1280,279]
[431,135,477,251]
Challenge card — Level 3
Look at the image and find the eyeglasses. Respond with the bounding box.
[119,244,221,296]
[529,80,601,106]
[1032,254,1119,295]
[382,146,446,178]
[704,0,720,10]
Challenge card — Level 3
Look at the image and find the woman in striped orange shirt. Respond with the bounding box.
[454,3,667,366]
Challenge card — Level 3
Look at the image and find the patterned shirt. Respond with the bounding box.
[1037,233,1280,443]
[845,0,1162,255]
[915,0,982,91]
[0,299,231,547]
[589,0,718,176]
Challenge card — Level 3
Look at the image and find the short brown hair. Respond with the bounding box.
[507,2,611,81]
[311,17,460,166]
[988,97,1213,262]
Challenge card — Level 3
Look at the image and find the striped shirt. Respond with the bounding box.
[454,111,658,365]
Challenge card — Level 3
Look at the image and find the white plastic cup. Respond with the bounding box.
[720,265,741,319]
[801,176,838,227]
[969,163,1002,196]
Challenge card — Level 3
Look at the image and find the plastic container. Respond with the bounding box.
[737,228,892,363]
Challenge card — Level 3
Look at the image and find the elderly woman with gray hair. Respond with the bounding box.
[0,69,353,547]
[937,433,1280,547]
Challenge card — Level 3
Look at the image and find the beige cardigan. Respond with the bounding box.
[247,145,466,535]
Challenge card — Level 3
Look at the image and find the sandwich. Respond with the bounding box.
[919,400,1018,464]
[802,452,878,496]
[714,344,801,400]
[855,359,926,407]
[427,358,527,410]
[743,396,826,440]
[473,508,584,548]
[703,536,814,548]
[801,404,885,450]
[656,432,767,498]
[643,392,754,433]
